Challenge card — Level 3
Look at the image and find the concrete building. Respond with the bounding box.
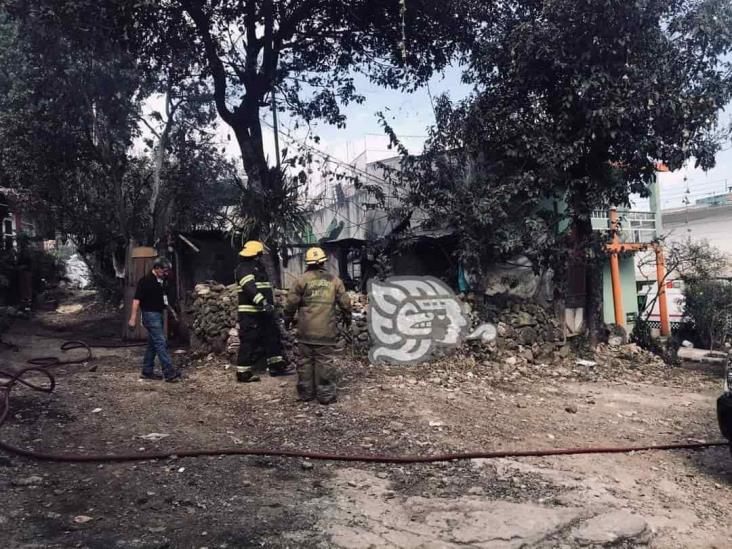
[662,200,732,271]
[285,157,669,335]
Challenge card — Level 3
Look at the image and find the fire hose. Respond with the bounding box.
[0,341,729,464]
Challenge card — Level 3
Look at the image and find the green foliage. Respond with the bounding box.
[630,318,665,356]
[137,0,478,255]
[0,0,240,291]
[0,239,64,305]
[637,238,728,322]
[385,0,732,320]
[668,320,699,352]
[0,248,17,289]
[20,247,65,290]
[683,279,732,350]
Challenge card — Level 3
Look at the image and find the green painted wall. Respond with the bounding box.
[602,254,639,328]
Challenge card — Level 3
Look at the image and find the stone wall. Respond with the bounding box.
[188,283,237,354]
[187,283,665,374]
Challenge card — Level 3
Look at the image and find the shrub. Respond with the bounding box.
[682,279,732,350]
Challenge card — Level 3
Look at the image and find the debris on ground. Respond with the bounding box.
[187,284,677,386]
[1,290,730,549]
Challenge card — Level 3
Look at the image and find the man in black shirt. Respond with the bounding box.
[128,257,181,382]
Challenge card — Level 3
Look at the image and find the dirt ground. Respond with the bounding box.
[1,292,731,548]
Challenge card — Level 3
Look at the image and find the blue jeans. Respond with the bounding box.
[141,311,174,377]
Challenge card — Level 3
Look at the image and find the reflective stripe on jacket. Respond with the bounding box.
[235,260,273,313]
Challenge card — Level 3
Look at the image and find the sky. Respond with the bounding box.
[262,67,732,210]
[142,65,731,212]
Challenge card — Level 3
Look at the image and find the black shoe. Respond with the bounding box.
[140,372,163,380]
[268,365,296,377]
[236,371,261,383]
[164,371,182,383]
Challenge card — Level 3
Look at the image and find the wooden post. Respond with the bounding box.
[609,208,624,326]
[655,245,670,336]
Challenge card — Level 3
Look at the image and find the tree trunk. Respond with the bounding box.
[261,248,281,288]
[574,214,603,346]
[149,90,176,244]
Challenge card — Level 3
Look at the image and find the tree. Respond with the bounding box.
[0,0,149,292]
[137,0,479,279]
[636,237,729,321]
[0,1,238,295]
[684,279,732,350]
[631,238,727,353]
[388,0,732,342]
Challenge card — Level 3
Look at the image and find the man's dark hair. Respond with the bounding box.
[152,257,172,270]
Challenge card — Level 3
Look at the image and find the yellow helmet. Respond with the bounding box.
[305,246,327,265]
[239,240,265,258]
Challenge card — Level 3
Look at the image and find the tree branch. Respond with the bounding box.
[180,0,235,125]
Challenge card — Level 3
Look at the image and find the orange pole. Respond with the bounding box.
[608,208,624,326]
[655,246,670,336]
[609,252,624,326]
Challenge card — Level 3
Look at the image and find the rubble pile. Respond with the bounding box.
[345,292,370,354]
[189,284,308,363]
[589,341,669,381]
[188,285,671,382]
[465,301,565,364]
[463,301,671,381]
[274,290,302,366]
[188,283,237,354]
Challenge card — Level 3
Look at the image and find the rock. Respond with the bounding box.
[518,327,538,345]
[13,475,44,486]
[301,461,314,470]
[572,511,651,546]
[608,335,623,348]
[558,345,571,358]
[565,404,578,414]
[538,343,555,359]
[73,515,94,524]
[140,433,170,442]
[520,350,535,363]
[514,311,537,327]
[505,356,518,366]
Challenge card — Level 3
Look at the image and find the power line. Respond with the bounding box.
[260,117,394,188]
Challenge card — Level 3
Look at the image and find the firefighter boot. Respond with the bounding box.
[236,369,261,383]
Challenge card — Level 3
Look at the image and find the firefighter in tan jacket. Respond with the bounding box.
[284,247,352,404]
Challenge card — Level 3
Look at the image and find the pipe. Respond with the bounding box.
[608,208,624,326]
[609,252,624,326]
[655,246,670,336]
[1,342,728,465]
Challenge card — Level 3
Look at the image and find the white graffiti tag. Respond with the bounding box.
[367,276,470,364]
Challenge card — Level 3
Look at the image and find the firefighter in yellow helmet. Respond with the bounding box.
[234,240,293,382]
[284,246,352,403]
